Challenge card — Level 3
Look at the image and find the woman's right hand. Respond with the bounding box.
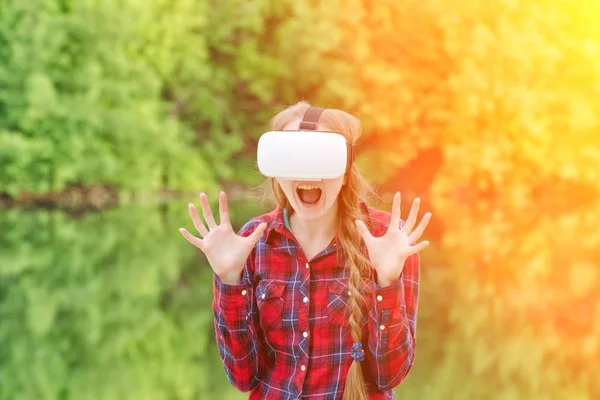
[179,192,267,285]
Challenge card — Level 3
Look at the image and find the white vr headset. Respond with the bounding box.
[257,107,355,181]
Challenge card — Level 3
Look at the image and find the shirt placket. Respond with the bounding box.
[296,251,311,392]
[274,221,339,397]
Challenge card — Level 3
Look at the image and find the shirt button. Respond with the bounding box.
[303,331,308,338]
[303,296,309,303]
[242,289,247,296]
[376,295,383,301]
[380,325,386,330]
[262,293,266,299]
[301,365,306,371]
[305,263,309,269]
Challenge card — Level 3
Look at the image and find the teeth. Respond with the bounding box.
[298,184,320,190]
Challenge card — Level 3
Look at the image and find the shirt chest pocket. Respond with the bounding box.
[256,280,287,331]
[327,280,351,326]
[327,279,370,327]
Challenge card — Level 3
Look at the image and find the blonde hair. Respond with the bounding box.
[258,101,379,400]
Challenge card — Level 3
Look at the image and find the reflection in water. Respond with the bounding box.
[0,202,244,400]
[0,198,598,399]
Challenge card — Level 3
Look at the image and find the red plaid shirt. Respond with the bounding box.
[212,202,420,399]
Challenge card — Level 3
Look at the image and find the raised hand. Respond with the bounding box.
[179,192,267,285]
[355,192,431,286]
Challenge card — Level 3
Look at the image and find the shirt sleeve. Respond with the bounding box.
[212,220,267,392]
[365,252,420,391]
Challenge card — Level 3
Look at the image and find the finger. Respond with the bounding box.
[355,220,374,243]
[407,212,432,244]
[401,197,421,234]
[408,240,430,254]
[219,191,231,226]
[179,228,204,250]
[200,192,218,229]
[389,192,401,232]
[247,222,267,244]
[189,203,209,237]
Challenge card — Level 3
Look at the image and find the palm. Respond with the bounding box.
[356,192,431,284]
[202,224,255,271]
[179,192,266,279]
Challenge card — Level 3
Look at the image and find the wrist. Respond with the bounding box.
[218,270,243,285]
[375,259,407,287]
[375,271,403,288]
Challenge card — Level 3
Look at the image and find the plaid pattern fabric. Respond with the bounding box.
[212,203,420,399]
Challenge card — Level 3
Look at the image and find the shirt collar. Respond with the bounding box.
[264,205,291,245]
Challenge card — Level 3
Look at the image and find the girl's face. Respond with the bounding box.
[275,119,346,221]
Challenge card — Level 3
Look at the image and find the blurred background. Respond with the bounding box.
[0,0,598,399]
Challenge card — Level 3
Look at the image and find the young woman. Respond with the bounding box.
[179,102,431,400]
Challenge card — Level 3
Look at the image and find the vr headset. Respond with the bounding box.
[257,107,355,181]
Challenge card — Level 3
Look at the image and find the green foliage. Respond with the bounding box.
[0,0,215,194]
[1,0,598,195]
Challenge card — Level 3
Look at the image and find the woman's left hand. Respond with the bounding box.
[355,192,432,286]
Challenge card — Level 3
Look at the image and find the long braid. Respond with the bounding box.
[337,168,375,400]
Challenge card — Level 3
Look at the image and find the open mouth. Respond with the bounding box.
[296,184,322,205]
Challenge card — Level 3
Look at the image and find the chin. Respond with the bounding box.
[292,202,334,220]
